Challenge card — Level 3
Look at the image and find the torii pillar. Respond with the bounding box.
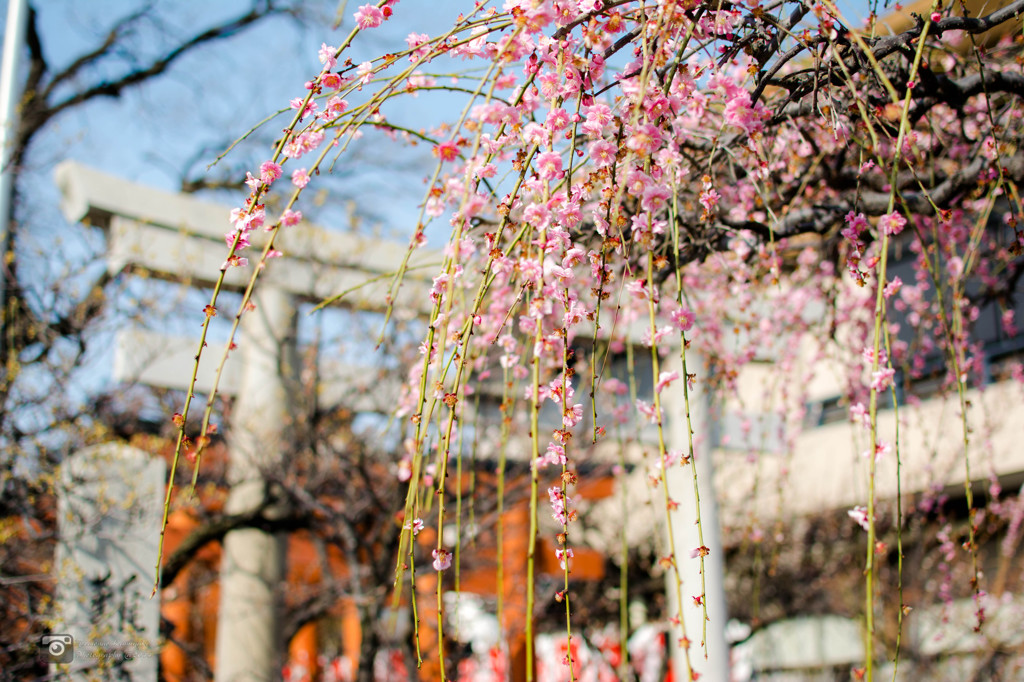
[55,160,435,681]
[214,283,298,680]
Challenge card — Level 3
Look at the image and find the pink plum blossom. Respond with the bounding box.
[671,307,695,332]
[354,5,384,29]
[259,161,282,185]
[279,209,302,227]
[871,367,896,392]
[291,168,310,188]
[848,506,870,531]
[879,212,907,236]
[535,151,563,180]
[655,371,679,394]
[318,43,337,70]
[432,548,452,571]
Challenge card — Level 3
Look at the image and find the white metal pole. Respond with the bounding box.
[0,0,29,316]
[663,349,730,681]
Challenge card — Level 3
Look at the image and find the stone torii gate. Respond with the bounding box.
[56,161,730,681]
[57,161,437,681]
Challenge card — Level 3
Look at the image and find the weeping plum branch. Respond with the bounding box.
[164,1,1024,679]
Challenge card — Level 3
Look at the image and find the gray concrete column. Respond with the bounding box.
[215,285,297,681]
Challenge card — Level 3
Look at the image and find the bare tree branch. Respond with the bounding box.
[160,502,305,589]
[871,0,1024,60]
[14,1,294,164]
[40,3,155,100]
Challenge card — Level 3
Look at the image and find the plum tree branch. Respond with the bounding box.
[160,501,305,589]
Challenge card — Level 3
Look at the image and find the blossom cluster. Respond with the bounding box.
[175,2,1024,676]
